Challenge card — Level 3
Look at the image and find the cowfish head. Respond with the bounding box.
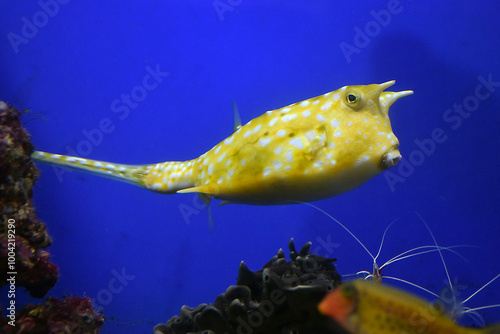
[334,80,413,171]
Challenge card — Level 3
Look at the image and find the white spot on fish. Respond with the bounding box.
[224,136,234,145]
[244,130,251,138]
[300,101,310,107]
[274,146,282,154]
[253,124,262,133]
[277,129,286,137]
[347,122,353,126]
[323,92,331,97]
[286,151,293,162]
[281,107,291,113]
[334,130,341,137]
[217,177,224,184]
[289,137,304,149]
[331,119,339,127]
[333,93,340,100]
[227,169,234,178]
[321,101,332,110]
[207,164,214,175]
[317,114,325,122]
[217,152,226,163]
[269,117,279,126]
[302,110,310,117]
[273,160,282,169]
[259,137,271,147]
[329,142,335,148]
[241,159,246,166]
[225,159,231,167]
[282,114,297,122]
[263,167,271,177]
[313,161,324,168]
[305,130,317,141]
[326,153,333,159]
[313,100,319,105]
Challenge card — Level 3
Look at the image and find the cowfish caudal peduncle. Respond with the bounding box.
[318,280,500,334]
[32,81,412,205]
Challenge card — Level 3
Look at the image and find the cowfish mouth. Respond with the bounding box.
[376,81,413,169]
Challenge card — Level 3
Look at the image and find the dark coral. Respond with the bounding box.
[154,239,347,334]
[0,101,58,298]
[1,297,104,334]
[0,102,104,333]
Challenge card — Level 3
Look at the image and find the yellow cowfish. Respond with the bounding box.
[32,81,412,205]
[318,280,500,334]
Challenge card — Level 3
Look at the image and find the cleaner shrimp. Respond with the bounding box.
[301,202,465,284]
[302,203,500,326]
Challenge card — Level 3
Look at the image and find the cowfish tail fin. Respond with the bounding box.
[32,150,151,189]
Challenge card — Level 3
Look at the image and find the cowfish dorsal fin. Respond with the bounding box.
[232,100,242,132]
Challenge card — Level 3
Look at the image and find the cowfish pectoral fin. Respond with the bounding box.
[177,185,216,195]
[197,193,216,233]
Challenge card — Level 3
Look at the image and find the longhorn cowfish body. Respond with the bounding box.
[32,81,412,205]
[318,280,500,334]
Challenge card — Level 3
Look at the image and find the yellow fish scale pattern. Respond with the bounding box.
[32,81,412,205]
[319,280,497,334]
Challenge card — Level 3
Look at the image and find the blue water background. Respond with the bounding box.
[2,1,500,333]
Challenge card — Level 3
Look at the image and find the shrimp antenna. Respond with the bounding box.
[462,273,500,305]
[374,218,399,263]
[298,202,375,260]
[415,212,457,310]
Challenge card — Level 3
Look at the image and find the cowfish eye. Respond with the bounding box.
[344,89,365,110]
[347,94,358,103]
